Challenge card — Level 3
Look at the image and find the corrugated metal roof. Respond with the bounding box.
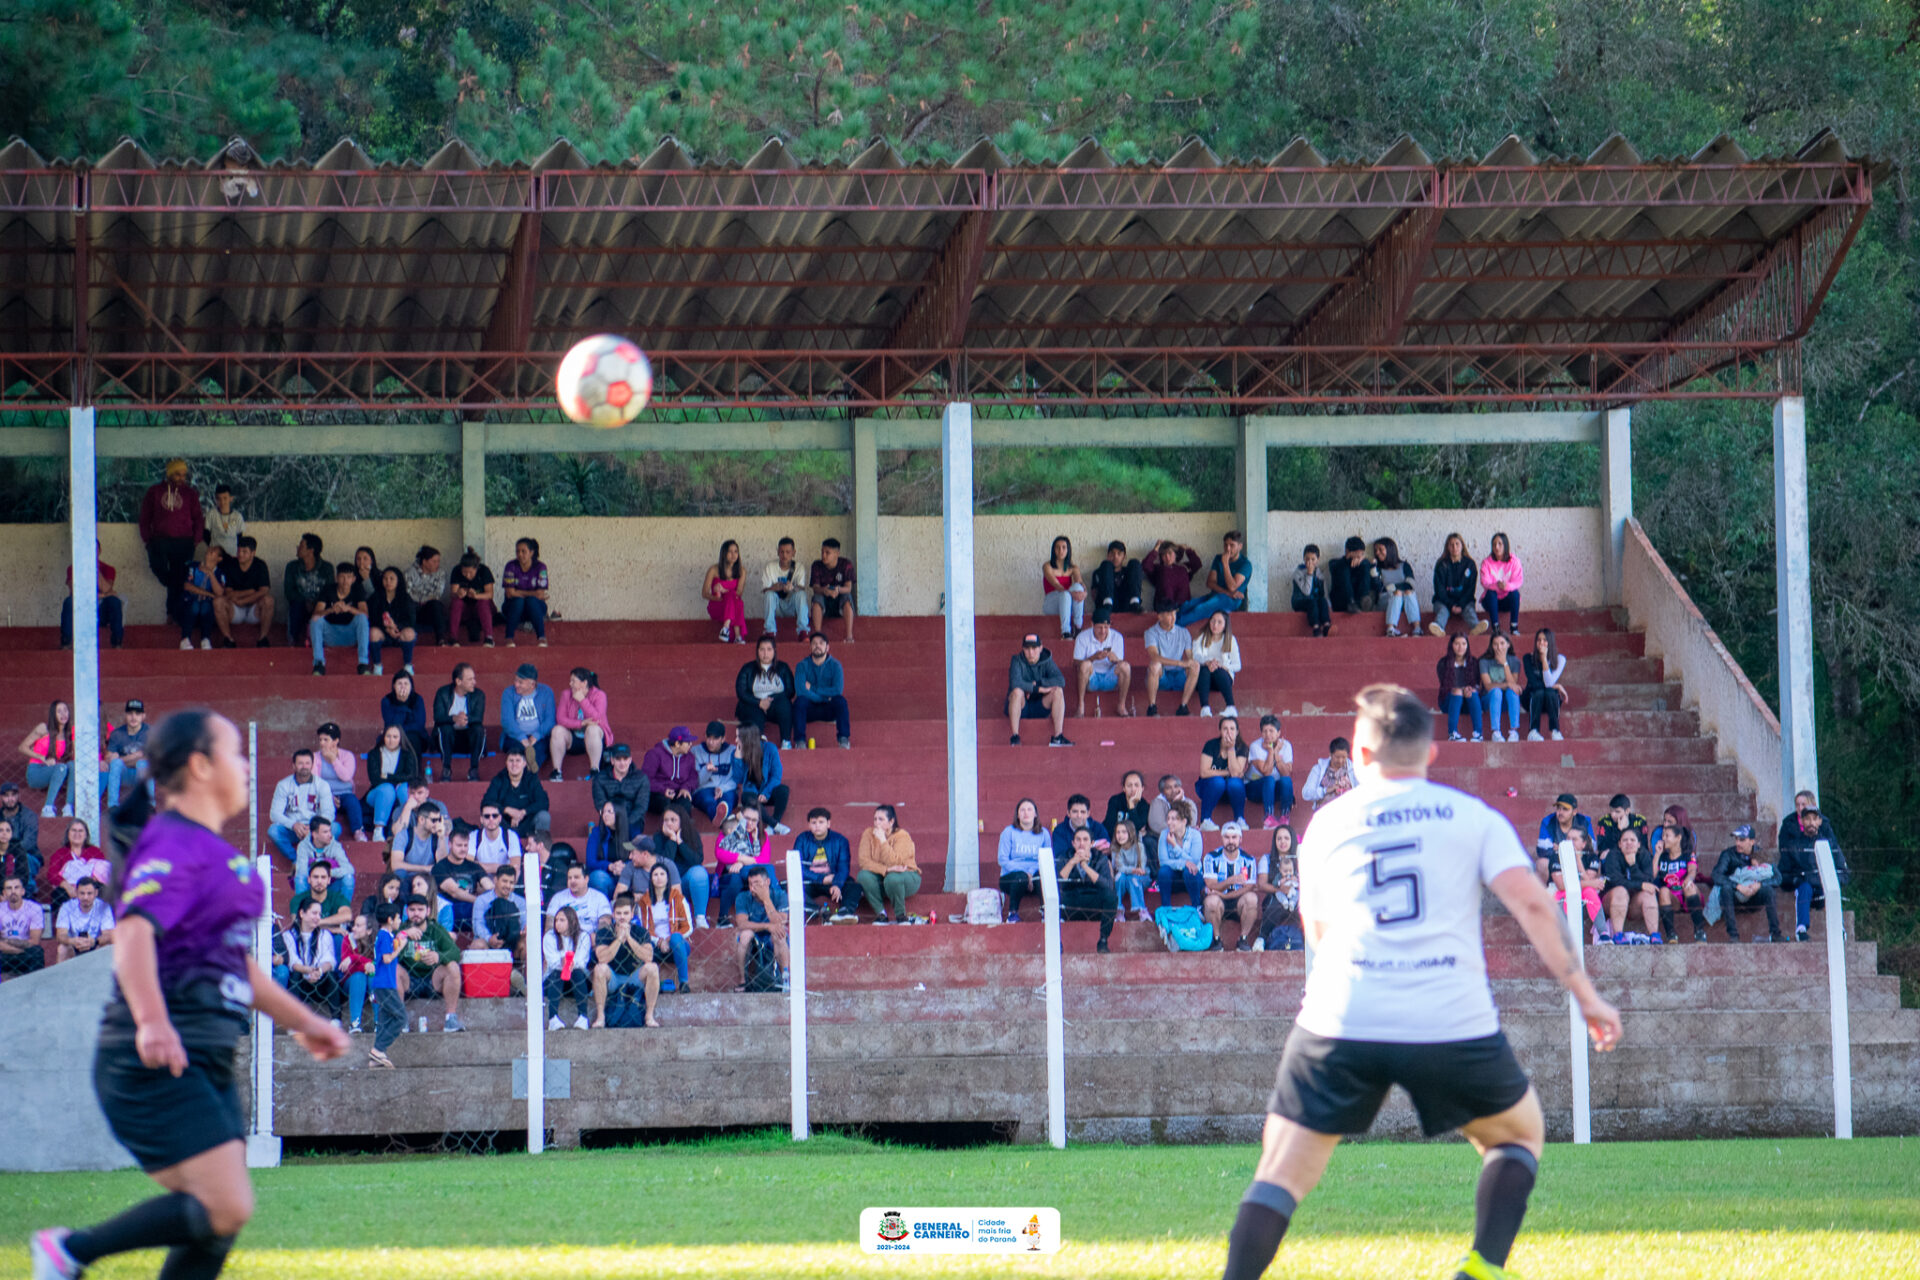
[0,130,1875,411]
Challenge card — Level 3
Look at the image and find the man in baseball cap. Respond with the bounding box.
[1006,633,1070,748]
[103,700,151,811]
[1533,792,1594,875]
[1202,820,1261,950]
[500,662,555,769]
[1710,823,1785,943]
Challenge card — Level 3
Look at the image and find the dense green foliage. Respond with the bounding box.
[2,1,1917,946]
[1,1134,1916,1276]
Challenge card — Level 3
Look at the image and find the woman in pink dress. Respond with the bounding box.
[703,539,749,643]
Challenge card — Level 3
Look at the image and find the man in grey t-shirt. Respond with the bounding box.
[1142,606,1198,716]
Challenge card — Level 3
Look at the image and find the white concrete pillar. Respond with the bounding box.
[1600,407,1632,606]
[852,419,880,618]
[461,421,487,558]
[1236,417,1270,611]
[1774,396,1818,806]
[70,406,100,827]
[941,402,980,894]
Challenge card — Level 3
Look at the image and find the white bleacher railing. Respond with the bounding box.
[524,853,545,1154]
[1040,861,1065,1149]
[787,848,810,1141]
[1556,839,1591,1145]
[1814,840,1851,1140]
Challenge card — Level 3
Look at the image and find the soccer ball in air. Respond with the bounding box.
[556,334,652,427]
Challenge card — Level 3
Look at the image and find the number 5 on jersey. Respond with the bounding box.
[1368,839,1425,927]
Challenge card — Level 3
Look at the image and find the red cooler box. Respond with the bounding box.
[462,949,513,998]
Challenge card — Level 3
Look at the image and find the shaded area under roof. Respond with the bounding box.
[0,130,1874,414]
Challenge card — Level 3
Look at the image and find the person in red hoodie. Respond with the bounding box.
[137,458,206,627]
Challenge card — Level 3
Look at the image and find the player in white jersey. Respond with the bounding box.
[1221,685,1622,1280]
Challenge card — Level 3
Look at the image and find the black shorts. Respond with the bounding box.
[1009,689,1056,718]
[818,595,846,619]
[95,1040,246,1173]
[406,968,441,999]
[1268,1028,1531,1137]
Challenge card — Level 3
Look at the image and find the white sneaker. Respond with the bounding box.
[1527,730,1544,742]
[1508,731,1521,743]
[573,1015,589,1030]
[695,915,708,929]
[1200,707,1214,717]
[180,638,195,650]
[40,804,55,818]
[1221,705,1238,717]
[548,1015,564,1031]
[1550,730,1564,740]
[1200,819,1220,831]
[771,822,791,836]
[1251,937,1265,952]
[199,638,212,650]
[1471,732,1484,742]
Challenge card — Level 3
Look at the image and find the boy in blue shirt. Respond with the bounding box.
[794,806,858,922]
[368,903,405,1068]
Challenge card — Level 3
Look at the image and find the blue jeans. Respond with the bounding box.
[1117,872,1150,912]
[1481,588,1521,632]
[683,864,711,920]
[1481,688,1521,736]
[1252,774,1295,818]
[1175,593,1238,628]
[1795,881,1815,932]
[1194,775,1247,824]
[692,785,737,819]
[1442,692,1484,737]
[179,600,216,644]
[764,587,811,632]
[105,756,153,809]
[374,632,416,669]
[330,790,365,837]
[27,761,70,809]
[345,971,369,1029]
[588,869,617,899]
[309,614,370,665]
[504,596,547,641]
[60,594,125,647]
[654,931,691,988]
[796,694,851,742]
[367,782,409,834]
[1157,863,1206,907]
[1385,591,1421,630]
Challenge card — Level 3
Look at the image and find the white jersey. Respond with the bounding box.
[1296,775,1532,1043]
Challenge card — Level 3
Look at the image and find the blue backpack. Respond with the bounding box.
[1154,905,1214,952]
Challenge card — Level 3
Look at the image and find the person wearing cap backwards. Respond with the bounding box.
[137,458,205,627]
[1006,633,1073,748]
[1532,793,1595,881]
[592,743,651,835]
[643,727,700,821]
[497,663,556,770]
[1201,821,1262,950]
[102,700,151,811]
[1710,825,1786,943]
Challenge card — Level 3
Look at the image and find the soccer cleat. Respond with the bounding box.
[29,1228,80,1280]
[1454,1249,1521,1280]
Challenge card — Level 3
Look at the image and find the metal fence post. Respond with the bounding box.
[787,848,810,1141]
[1039,863,1065,1149]
[1557,839,1591,1144]
[525,855,545,1154]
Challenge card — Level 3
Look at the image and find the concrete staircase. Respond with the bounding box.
[5,608,1916,1143]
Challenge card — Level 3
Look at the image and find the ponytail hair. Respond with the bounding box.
[569,666,598,690]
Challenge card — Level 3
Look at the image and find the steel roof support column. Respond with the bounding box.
[462,421,487,563]
[70,405,100,828]
[1773,395,1818,809]
[1236,417,1270,612]
[853,419,880,618]
[941,402,979,895]
[1600,408,1632,606]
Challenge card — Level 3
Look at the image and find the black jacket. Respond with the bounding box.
[1600,847,1657,891]
[433,682,488,730]
[1777,817,1849,892]
[1711,845,1776,890]
[647,828,704,877]
[735,659,797,705]
[1008,647,1066,695]
[364,737,423,792]
[592,765,652,833]
[1433,555,1478,609]
[482,769,549,821]
[1103,793,1151,840]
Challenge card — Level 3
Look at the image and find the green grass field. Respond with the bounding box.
[4,1134,1917,1278]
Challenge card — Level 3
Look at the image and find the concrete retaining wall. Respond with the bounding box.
[0,506,1604,626]
[1622,518,1785,831]
[0,950,135,1171]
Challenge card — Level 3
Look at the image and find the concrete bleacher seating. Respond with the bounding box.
[6,607,1917,1144]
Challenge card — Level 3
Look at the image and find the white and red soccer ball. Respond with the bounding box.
[555,333,652,426]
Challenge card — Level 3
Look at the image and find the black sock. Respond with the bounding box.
[157,1235,236,1280]
[1222,1180,1295,1280]
[1471,1145,1538,1267]
[67,1192,212,1265]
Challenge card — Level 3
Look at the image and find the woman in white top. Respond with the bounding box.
[541,905,593,1030]
[278,899,341,1020]
[644,862,694,992]
[1248,713,1295,828]
[1190,611,1242,717]
[1301,736,1358,808]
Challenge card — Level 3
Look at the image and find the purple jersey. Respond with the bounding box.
[102,811,265,1048]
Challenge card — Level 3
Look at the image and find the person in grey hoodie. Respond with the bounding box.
[1005,633,1072,747]
[690,720,741,823]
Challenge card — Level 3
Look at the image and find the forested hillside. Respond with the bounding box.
[3,0,1917,966]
